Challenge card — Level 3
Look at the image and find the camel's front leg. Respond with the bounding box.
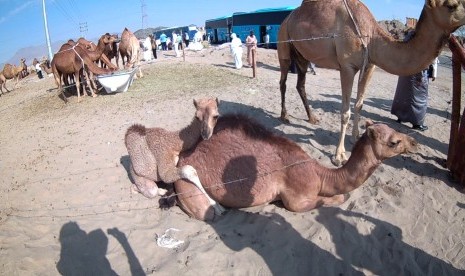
[180,165,226,215]
[333,67,356,166]
[352,64,376,142]
[282,194,347,212]
[295,58,319,124]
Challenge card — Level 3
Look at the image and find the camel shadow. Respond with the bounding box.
[457,202,465,209]
[56,222,144,275]
[208,209,362,275]
[316,207,464,275]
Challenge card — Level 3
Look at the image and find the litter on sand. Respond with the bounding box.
[155,228,184,249]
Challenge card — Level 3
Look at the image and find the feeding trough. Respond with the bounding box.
[96,67,138,93]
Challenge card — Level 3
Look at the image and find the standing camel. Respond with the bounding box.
[0,58,28,92]
[174,114,418,221]
[278,0,465,166]
[119,28,143,78]
[124,98,224,215]
[51,37,112,103]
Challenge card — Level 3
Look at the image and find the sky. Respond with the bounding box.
[0,0,424,65]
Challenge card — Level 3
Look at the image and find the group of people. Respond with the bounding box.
[230,30,258,69]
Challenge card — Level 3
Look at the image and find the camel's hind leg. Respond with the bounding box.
[129,164,163,198]
[279,57,291,123]
[179,165,226,215]
[352,64,376,142]
[281,193,347,212]
[294,50,319,124]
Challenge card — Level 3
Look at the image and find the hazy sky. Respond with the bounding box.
[0,0,424,64]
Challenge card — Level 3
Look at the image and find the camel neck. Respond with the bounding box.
[177,118,202,150]
[370,8,446,76]
[320,135,381,196]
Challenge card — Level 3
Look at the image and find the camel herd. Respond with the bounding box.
[1,27,142,101]
[123,0,465,221]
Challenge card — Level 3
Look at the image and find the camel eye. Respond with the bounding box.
[213,115,219,120]
[446,3,458,11]
[388,140,400,148]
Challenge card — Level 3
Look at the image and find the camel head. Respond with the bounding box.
[364,120,418,161]
[193,98,220,140]
[101,33,117,45]
[425,0,465,33]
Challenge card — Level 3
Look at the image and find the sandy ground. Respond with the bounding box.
[0,45,464,275]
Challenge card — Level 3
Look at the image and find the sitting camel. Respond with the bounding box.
[119,27,143,78]
[51,35,114,102]
[174,114,418,221]
[278,0,465,166]
[124,98,224,215]
[0,58,27,92]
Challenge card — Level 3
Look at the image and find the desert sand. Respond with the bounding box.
[0,45,464,275]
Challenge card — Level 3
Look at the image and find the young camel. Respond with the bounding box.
[124,98,225,215]
[278,0,465,166]
[174,114,418,221]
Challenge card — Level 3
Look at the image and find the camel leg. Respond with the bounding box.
[129,164,164,198]
[179,165,226,215]
[75,70,83,102]
[281,194,347,212]
[279,58,291,123]
[352,64,376,142]
[295,55,319,124]
[333,67,357,166]
[84,70,97,97]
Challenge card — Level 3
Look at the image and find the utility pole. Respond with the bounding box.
[141,0,147,30]
[42,0,53,61]
[79,22,88,38]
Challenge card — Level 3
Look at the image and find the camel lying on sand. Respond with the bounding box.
[174,114,418,221]
[119,28,143,78]
[125,98,225,215]
[51,35,114,102]
[278,0,465,166]
[0,58,27,93]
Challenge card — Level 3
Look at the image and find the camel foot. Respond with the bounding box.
[211,202,226,216]
[280,114,290,124]
[307,115,320,125]
[331,154,348,167]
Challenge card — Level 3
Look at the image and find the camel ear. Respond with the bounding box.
[193,99,199,108]
[366,126,378,140]
[425,0,435,8]
[216,97,220,106]
[365,119,374,127]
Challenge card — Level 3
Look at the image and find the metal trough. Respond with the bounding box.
[96,67,138,93]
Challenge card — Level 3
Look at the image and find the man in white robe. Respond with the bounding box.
[230,33,243,69]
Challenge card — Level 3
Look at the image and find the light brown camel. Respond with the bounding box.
[124,98,224,215]
[0,58,27,92]
[174,114,418,221]
[119,28,143,78]
[51,36,113,103]
[278,0,465,166]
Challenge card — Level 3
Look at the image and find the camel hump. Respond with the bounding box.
[125,124,146,139]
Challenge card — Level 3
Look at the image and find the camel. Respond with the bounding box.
[278,0,465,166]
[174,114,418,221]
[0,58,27,92]
[119,28,143,78]
[101,33,120,69]
[51,35,114,102]
[124,98,224,215]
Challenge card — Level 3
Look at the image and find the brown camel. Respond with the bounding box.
[278,0,465,166]
[101,33,120,69]
[0,58,27,92]
[51,36,113,103]
[124,98,224,215]
[174,114,418,221]
[119,28,143,78]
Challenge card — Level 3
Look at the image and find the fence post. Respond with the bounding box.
[252,48,256,78]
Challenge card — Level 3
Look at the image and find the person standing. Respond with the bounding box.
[264,32,270,49]
[150,34,157,59]
[184,32,190,48]
[391,30,437,131]
[246,30,257,67]
[160,32,167,51]
[230,33,243,69]
[172,32,180,57]
[142,36,152,61]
